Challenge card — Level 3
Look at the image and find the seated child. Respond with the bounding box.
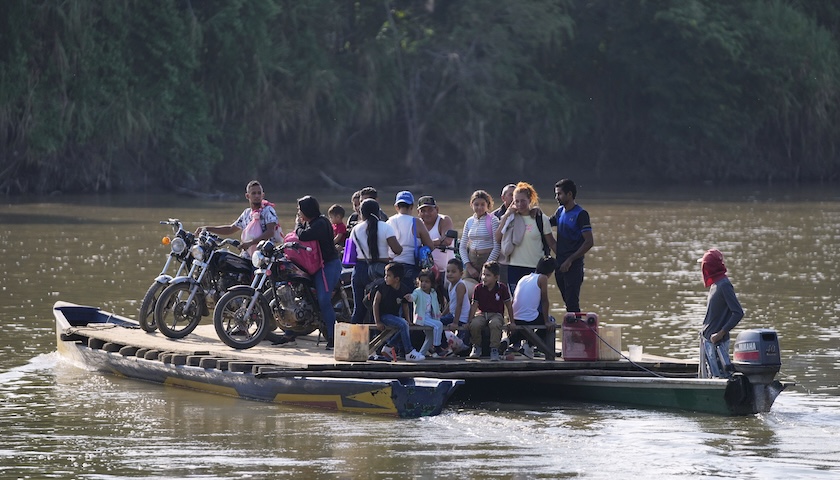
[468,261,513,361]
[404,269,447,357]
[510,257,556,359]
[328,204,348,247]
[372,262,425,361]
[441,258,471,353]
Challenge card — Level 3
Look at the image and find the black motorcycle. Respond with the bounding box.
[138,219,196,332]
[213,240,352,349]
[154,231,254,339]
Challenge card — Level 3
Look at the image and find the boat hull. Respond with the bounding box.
[54,302,460,418]
[510,374,786,415]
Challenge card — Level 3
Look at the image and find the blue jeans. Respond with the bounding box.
[351,260,372,324]
[380,314,412,353]
[699,337,732,378]
[398,262,420,290]
[505,264,534,294]
[315,258,342,340]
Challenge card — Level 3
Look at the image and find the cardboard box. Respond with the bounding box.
[334,323,369,362]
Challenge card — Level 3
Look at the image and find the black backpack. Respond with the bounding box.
[362,278,387,310]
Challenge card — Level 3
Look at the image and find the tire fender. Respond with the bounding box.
[153,274,173,284]
[166,276,197,287]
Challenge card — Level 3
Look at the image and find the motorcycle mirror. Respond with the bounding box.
[444,229,458,239]
[259,240,274,255]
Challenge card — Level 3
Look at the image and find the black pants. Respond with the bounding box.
[555,258,584,312]
[509,311,546,346]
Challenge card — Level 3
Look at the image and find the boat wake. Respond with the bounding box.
[0,352,59,388]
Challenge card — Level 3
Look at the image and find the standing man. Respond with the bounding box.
[492,183,516,219]
[387,191,434,288]
[196,180,281,257]
[698,248,744,378]
[552,179,593,313]
[346,186,389,228]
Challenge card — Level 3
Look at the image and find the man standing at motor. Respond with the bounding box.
[552,179,593,313]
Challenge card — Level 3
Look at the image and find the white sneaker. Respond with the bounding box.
[406,349,425,361]
[521,342,535,359]
[469,346,482,358]
[381,345,398,362]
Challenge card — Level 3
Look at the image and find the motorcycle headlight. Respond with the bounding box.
[170,237,187,255]
[190,244,205,262]
[252,250,267,268]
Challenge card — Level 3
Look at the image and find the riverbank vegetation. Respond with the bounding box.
[1,0,839,194]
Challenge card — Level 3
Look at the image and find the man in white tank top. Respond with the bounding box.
[417,195,455,276]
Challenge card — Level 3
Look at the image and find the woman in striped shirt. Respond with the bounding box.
[459,190,501,281]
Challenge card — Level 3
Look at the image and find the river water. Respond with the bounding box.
[1,187,839,478]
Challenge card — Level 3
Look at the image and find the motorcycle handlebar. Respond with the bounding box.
[280,241,311,252]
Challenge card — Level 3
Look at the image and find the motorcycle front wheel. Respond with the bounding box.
[213,288,270,349]
[138,281,165,332]
[154,283,204,339]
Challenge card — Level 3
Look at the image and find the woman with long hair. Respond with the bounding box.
[350,199,402,323]
[459,190,501,282]
[294,195,343,349]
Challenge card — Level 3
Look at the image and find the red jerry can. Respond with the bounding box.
[561,312,599,361]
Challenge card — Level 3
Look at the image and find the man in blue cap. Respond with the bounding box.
[387,191,435,288]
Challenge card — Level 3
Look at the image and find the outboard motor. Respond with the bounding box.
[727,328,785,414]
[732,328,781,384]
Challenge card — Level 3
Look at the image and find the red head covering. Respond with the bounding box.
[700,249,727,288]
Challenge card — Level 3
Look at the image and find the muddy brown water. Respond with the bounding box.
[1,188,838,477]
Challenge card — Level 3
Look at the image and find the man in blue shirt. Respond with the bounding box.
[551,179,594,313]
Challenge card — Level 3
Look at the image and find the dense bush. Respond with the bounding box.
[1,0,838,194]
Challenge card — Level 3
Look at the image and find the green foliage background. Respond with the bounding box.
[1,0,838,194]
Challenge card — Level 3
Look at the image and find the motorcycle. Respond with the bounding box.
[138,219,196,332]
[154,230,254,339]
[213,240,352,349]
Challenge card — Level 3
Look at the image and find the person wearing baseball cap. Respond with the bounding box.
[698,248,744,378]
[387,191,434,287]
[417,195,455,277]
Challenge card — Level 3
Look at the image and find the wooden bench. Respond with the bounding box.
[364,320,557,361]
[509,320,557,361]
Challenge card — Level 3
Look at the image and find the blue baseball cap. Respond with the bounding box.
[394,190,414,206]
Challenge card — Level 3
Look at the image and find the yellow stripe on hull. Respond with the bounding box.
[164,377,241,397]
[273,388,398,415]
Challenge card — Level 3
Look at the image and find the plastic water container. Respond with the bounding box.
[562,312,599,361]
[597,325,622,361]
[334,323,369,361]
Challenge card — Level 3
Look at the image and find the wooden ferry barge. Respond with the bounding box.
[54,301,788,418]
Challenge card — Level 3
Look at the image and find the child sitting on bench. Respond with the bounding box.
[468,261,513,361]
[372,262,426,362]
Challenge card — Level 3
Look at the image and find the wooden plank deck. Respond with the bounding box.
[65,322,698,377]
